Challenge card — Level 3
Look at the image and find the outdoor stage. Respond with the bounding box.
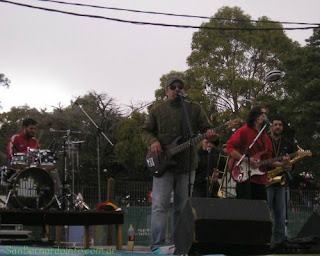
[0,207,319,255]
[1,245,320,256]
[0,209,124,249]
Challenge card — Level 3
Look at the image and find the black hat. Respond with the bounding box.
[166,76,184,87]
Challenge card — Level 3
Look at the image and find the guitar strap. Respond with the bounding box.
[182,102,191,140]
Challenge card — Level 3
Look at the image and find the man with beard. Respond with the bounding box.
[7,118,40,165]
[267,115,296,247]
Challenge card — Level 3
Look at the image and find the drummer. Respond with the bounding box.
[7,118,40,166]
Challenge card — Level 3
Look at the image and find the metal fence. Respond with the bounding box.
[1,180,319,247]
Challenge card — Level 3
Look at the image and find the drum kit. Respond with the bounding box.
[0,135,90,211]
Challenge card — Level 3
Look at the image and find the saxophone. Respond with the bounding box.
[267,146,312,186]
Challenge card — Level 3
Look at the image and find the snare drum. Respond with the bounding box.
[38,150,56,170]
[28,148,39,167]
[11,153,28,169]
[8,167,56,210]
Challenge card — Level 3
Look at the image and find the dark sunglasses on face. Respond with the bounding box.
[169,84,184,90]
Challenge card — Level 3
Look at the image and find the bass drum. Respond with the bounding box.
[9,167,56,210]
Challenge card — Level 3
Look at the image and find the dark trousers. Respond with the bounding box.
[236,181,267,201]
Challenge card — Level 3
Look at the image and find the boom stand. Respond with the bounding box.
[236,123,268,194]
[74,102,113,203]
[180,96,196,198]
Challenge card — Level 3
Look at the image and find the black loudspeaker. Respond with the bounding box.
[173,197,272,255]
[297,207,320,238]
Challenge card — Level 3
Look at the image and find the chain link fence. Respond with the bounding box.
[1,180,319,247]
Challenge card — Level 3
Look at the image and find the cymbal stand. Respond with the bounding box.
[68,141,85,197]
[74,102,113,203]
[50,128,81,210]
[62,134,69,210]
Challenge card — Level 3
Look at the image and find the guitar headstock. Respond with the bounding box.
[225,118,241,130]
[297,150,312,158]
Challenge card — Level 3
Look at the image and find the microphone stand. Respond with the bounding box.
[236,123,268,197]
[74,102,113,203]
[283,167,293,239]
[206,148,211,198]
[180,96,196,198]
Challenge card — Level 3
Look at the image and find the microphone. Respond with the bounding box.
[71,96,80,107]
[176,92,188,99]
[264,117,273,126]
[207,147,211,153]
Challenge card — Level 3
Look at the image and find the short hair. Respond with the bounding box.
[22,118,37,127]
[246,106,266,128]
[270,114,284,124]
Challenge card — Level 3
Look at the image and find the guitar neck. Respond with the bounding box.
[259,152,297,166]
[169,134,206,156]
[168,123,227,156]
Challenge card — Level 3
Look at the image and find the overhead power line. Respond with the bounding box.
[35,0,320,27]
[0,0,319,31]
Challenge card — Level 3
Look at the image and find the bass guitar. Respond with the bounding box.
[146,118,240,177]
[229,150,311,183]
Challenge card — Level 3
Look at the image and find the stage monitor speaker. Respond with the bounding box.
[297,206,320,238]
[173,197,272,255]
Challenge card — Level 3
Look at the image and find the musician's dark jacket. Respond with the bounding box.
[141,98,212,173]
[268,135,297,187]
[193,146,221,197]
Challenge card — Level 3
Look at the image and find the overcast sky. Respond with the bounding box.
[1,0,319,113]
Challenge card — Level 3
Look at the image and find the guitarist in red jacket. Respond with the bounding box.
[226,106,289,200]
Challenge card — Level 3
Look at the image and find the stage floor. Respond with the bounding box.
[1,245,320,256]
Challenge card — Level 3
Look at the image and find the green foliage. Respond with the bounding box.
[186,6,295,113]
[114,111,150,180]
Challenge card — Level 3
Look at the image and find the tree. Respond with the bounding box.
[114,111,150,180]
[186,7,295,113]
[0,73,11,109]
[0,73,10,88]
[280,26,320,186]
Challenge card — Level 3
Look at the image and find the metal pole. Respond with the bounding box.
[97,135,101,203]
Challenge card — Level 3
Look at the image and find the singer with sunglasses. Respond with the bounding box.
[141,76,219,253]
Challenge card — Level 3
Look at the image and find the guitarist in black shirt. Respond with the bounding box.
[267,115,297,248]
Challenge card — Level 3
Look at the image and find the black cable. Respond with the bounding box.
[0,0,318,31]
[35,0,320,26]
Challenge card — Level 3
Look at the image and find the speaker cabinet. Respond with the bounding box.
[173,197,272,255]
[297,207,320,238]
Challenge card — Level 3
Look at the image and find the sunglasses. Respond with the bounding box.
[169,84,184,90]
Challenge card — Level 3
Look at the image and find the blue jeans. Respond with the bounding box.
[151,170,195,251]
[267,185,288,244]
